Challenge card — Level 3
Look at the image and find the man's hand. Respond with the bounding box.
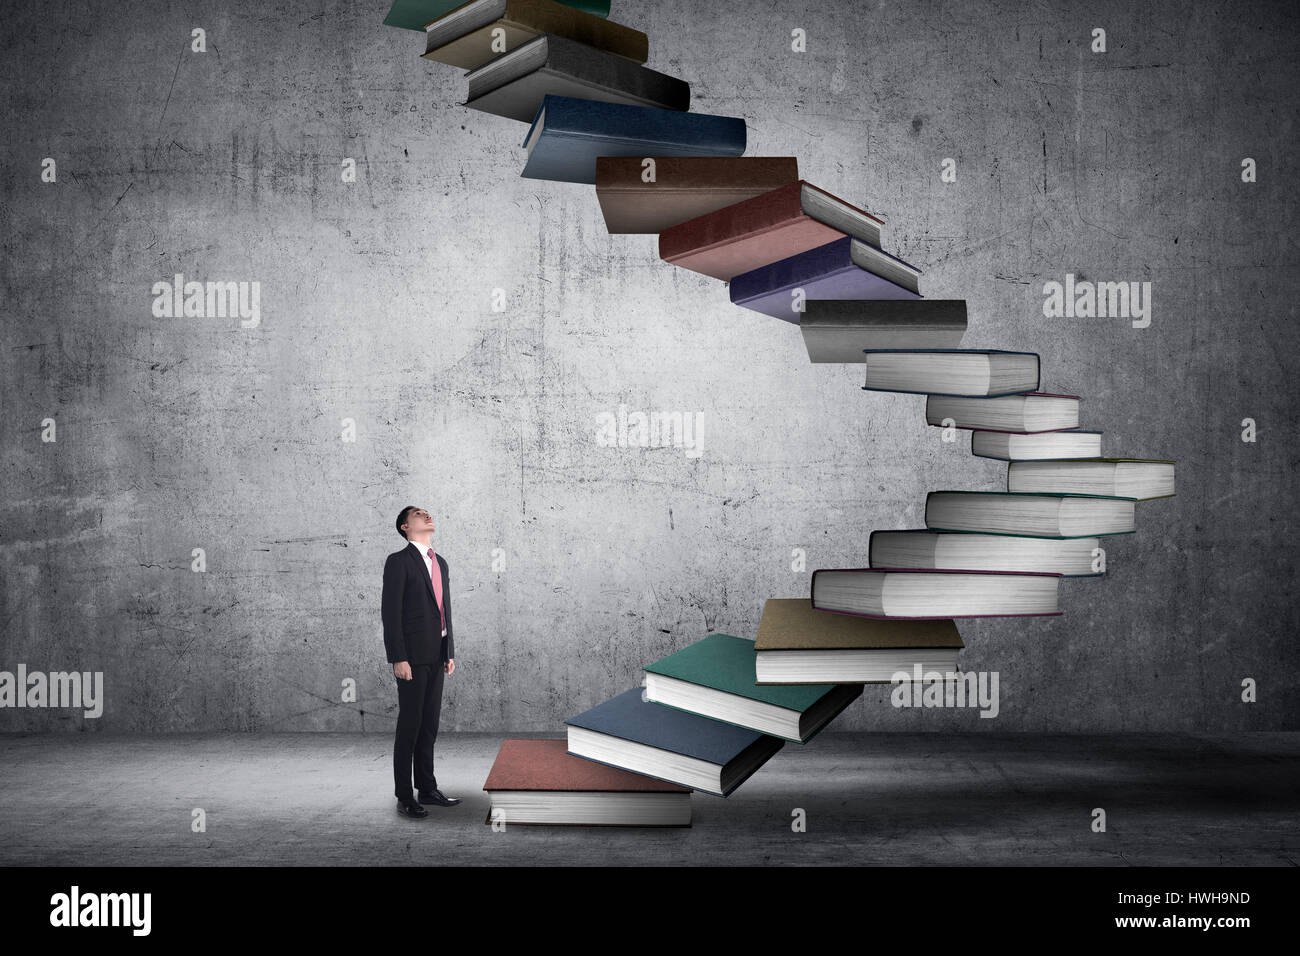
[393,661,412,681]
[445,658,455,676]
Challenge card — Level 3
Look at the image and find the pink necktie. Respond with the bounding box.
[426,548,444,620]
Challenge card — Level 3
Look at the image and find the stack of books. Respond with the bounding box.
[384,0,1177,826]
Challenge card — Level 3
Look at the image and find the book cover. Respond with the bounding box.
[925,490,1138,538]
[753,598,964,651]
[810,568,1064,620]
[384,0,610,31]
[465,34,690,123]
[520,95,746,184]
[483,738,690,792]
[799,299,967,358]
[861,348,1041,397]
[644,633,838,711]
[658,181,885,282]
[565,687,777,764]
[423,0,646,70]
[730,236,923,319]
[596,156,800,233]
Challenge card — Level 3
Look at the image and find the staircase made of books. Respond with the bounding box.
[385,0,1176,827]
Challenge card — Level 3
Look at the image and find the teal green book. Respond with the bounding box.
[383,0,610,31]
[643,633,862,743]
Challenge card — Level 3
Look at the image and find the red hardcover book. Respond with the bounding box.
[483,738,692,826]
[658,180,885,281]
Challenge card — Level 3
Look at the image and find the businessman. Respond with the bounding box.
[382,506,461,818]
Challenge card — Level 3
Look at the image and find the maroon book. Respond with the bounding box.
[596,156,800,234]
[482,738,692,827]
[484,738,690,792]
[658,180,885,281]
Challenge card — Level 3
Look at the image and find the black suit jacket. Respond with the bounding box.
[382,544,453,665]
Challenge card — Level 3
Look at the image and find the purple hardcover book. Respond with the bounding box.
[729,236,922,322]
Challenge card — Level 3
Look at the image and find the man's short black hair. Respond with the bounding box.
[396,506,418,540]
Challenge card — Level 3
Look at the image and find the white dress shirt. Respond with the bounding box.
[408,540,447,636]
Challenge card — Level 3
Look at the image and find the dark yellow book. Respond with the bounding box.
[753,598,964,684]
[422,0,648,70]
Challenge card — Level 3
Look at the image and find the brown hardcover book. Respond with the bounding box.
[595,156,800,234]
[422,0,649,70]
[484,738,690,791]
[657,180,885,281]
[754,598,963,651]
[483,738,691,827]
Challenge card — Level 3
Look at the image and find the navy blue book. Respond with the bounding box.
[565,687,784,797]
[521,95,747,184]
[730,236,922,321]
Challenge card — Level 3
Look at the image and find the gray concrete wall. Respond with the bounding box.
[1,0,1296,733]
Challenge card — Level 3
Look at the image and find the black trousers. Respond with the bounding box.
[393,661,445,800]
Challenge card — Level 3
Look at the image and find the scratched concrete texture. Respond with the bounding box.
[0,0,1297,734]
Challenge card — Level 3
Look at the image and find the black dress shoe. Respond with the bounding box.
[396,797,428,818]
[418,789,461,807]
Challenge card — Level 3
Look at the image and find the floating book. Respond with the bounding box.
[799,300,966,361]
[753,598,964,684]
[862,350,1040,397]
[658,182,886,282]
[926,491,1136,538]
[926,392,1080,433]
[422,0,647,70]
[465,34,690,122]
[869,530,1104,577]
[385,0,609,31]
[972,430,1103,461]
[521,95,746,184]
[810,568,1062,619]
[729,236,921,320]
[482,738,691,827]
[1008,459,1176,500]
[565,688,783,797]
[643,633,862,742]
[595,156,800,234]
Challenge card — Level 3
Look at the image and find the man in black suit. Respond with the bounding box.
[382,506,461,818]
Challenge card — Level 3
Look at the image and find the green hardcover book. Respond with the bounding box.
[643,633,862,743]
[383,0,610,31]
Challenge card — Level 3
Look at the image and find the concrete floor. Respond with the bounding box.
[0,733,1296,866]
